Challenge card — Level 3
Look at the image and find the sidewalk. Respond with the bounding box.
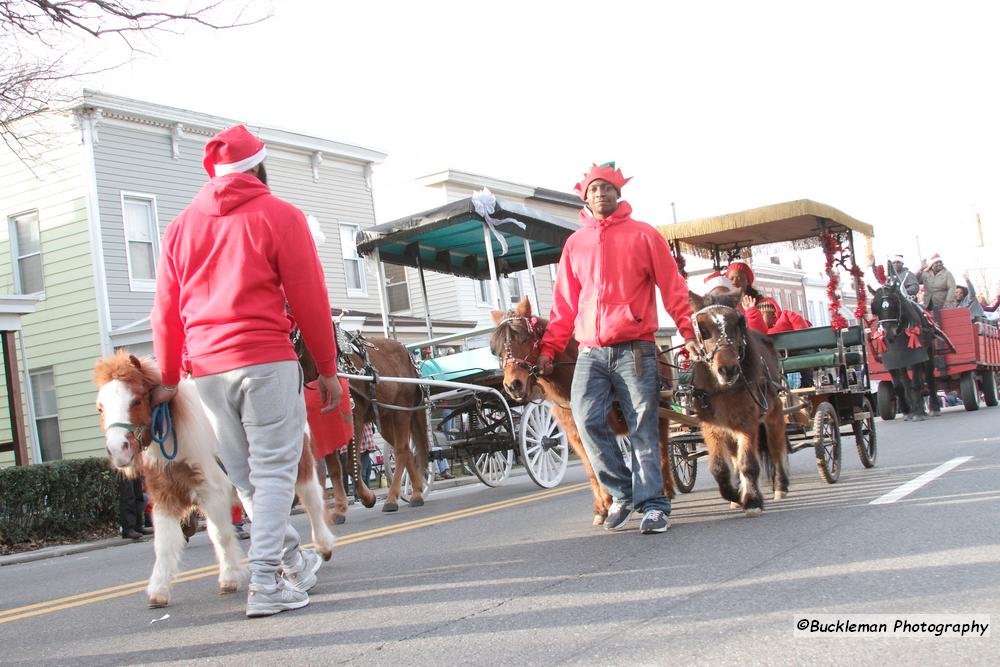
[0,472,483,567]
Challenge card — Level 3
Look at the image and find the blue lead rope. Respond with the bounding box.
[151,402,178,460]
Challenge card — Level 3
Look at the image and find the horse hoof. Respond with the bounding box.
[219,581,238,594]
[332,514,346,525]
[743,507,762,517]
[902,413,913,421]
[408,496,424,507]
[913,414,928,422]
[730,501,741,510]
[774,491,787,501]
[360,495,377,509]
[593,514,606,527]
[317,547,333,561]
[382,502,398,513]
[148,595,169,608]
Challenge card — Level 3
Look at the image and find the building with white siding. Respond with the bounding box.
[0,90,387,464]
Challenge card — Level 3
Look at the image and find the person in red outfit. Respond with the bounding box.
[740,295,811,334]
[535,162,696,535]
[151,124,341,618]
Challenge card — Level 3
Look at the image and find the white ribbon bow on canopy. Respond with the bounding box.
[471,187,525,256]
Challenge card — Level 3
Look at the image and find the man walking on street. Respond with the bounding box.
[535,162,697,534]
[151,125,341,617]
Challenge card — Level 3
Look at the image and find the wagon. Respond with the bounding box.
[869,307,1000,417]
[660,200,880,490]
[352,192,578,491]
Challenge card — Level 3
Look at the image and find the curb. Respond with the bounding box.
[2,472,489,567]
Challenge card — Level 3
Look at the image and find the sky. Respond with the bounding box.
[81,0,1000,295]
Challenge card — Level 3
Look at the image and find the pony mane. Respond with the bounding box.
[94,350,162,388]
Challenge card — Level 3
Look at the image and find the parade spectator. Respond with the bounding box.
[118,473,152,540]
[535,162,697,535]
[980,294,1000,313]
[151,124,341,618]
[952,272,986,321]
[918,253,957,311]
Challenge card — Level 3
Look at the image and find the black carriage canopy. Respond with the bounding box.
[354,196,580,279]
[658,199,874,260]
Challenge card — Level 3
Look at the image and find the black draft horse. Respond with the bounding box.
[870,276,939,421]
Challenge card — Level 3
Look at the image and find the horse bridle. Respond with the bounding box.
[691,305,747,367]
[497,314,545,376]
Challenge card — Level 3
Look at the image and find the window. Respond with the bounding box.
[339,224,367,296]
[475,279,493,307]
[506,274,523,304]
[9,211,43,294]
[476,275,522,307]
[121,194,159,290]
[385,264,409,312]
[30,368,62,462]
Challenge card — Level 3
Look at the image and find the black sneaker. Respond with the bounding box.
[639,509,670,534]
[604,501,633,531]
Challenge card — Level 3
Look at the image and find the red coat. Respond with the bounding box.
[743,298,811,334]
[152,173,337,386]
[540,201,693,357]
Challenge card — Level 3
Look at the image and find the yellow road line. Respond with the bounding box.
[0,482,588,625]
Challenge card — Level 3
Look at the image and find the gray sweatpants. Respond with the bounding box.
[194,360,305,587]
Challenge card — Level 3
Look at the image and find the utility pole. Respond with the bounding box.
[976,213,985,247]
[670,202,678,224]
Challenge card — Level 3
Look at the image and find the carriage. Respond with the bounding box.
[660,200,880,491]
[869,306,1000,417]
[353,193,578,492]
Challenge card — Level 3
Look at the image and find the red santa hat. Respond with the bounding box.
[929,253,944,264]
[202,124,267,178]
[703,271,734,293]
[574,161,631,200]
[726,260,755,285]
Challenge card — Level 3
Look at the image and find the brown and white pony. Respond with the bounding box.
[297,334,429,519]
[687,292,789,515]
[94,351,335,608]
[490,298,675,526]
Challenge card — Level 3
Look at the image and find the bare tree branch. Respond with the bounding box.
[1,1,270,168]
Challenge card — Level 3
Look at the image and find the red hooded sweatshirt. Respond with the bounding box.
[152,173,337,386]
[743,299,812,334]
[539,201,694,358]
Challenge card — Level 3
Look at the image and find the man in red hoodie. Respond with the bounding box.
[535,163,696,535]
[151,125,341,618]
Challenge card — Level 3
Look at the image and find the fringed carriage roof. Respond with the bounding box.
[658,199,874,259]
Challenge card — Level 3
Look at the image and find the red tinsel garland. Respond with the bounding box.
[821,230,869,331]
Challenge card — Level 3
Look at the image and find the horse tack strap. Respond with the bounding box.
[108,422,148,449]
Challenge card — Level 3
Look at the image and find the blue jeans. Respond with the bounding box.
[570,340,670,514]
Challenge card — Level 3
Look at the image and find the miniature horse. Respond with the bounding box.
[870,278,939,420]
[686,293,789,515]
[297,332,429,519]
[490,298,674,526]
[94,351,335,608]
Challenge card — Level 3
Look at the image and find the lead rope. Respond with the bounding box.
[151,402,178,460]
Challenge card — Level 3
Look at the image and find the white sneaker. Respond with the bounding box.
[283,548,322,593]
[246,577,309,618]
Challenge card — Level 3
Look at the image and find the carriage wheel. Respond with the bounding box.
[470,395,515,487]
[471,449,514,487]
[518,401,569,488]
[876,382,896,421]
[959,371,982,412]
[853,396,877,469]
[669,441,698,493]
[980,370,998,407]
[383,439,434,503]
[813,401,842,484]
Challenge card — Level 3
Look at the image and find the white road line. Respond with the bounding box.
[870,456,974,505]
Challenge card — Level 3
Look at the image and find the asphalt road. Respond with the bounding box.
[1,405,997,666]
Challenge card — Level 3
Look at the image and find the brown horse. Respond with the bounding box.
[687,292,789,515]
[490,298,675,526]
[298,331,429,520]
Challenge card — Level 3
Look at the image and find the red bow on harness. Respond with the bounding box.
[905,325,922,349]
[870,328,887,354]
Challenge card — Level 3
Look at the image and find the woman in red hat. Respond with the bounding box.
[725,260,782,333]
